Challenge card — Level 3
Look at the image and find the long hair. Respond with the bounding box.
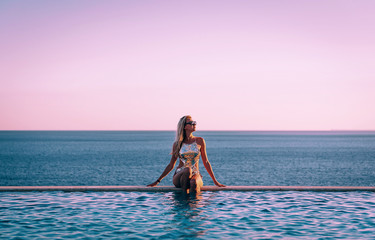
[171,115,191,157]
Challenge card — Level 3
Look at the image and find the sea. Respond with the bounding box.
[0,131,374,186]
[1,131,375,239]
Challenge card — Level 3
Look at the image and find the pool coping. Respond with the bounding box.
[0,186,374,192]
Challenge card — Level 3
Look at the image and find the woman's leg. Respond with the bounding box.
[190,174,203,193]
[173,169,183,188]
[173,167,192,192]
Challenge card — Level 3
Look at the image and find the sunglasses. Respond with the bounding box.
[185,121,197,126]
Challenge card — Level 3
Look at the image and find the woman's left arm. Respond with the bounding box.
[199,137,226,187]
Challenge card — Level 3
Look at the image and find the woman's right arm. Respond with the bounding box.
[147,145,178,187]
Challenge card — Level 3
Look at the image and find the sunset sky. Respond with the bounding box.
[1,0,374,130]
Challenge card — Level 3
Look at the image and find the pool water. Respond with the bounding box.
[1,191,374,239]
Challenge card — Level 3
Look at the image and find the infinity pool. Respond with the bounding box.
[1,191,374,239]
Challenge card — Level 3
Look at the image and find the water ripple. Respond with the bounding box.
[0,191,374,239]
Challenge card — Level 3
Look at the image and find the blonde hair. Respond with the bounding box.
[171,115,191,157]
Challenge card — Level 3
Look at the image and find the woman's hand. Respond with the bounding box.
[214,181,226,187]
[147,181,159,187]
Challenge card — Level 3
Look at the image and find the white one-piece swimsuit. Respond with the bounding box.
[175,141,201,176]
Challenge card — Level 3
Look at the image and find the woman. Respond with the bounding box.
[147,115,225,193]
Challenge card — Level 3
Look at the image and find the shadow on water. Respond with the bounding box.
[162,191,216,239]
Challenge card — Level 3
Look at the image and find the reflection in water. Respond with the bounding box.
[1,191,374,239]
[163,191,217,238]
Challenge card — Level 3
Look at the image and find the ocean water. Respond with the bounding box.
[1,131,374,186]
[1,191,374,239]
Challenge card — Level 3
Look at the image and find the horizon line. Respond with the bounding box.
[1,129,375,132]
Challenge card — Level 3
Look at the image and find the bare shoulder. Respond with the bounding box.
[195,137,206,146]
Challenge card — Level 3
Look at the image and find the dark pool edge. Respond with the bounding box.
[1,186,375,192]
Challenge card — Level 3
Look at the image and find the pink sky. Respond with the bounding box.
[1,1,374,130]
